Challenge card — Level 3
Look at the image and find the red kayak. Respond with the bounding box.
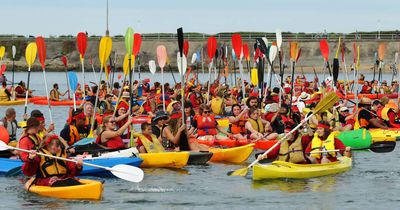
[33,99,85,106]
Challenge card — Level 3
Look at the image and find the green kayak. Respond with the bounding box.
[337,129,372,149]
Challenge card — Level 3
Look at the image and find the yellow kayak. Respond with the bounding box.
[253,157,352,180]
[25,179,103,200]
[0,100,25,106]
[209,144,254,164]
[139,152,190,168]
[369,129,400,142]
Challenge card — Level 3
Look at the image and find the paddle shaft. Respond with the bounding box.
[65,67,71,100]
[180,54,185,126]
[24,68,31,115]
[289,61,295,117]
[89,64,104,135]
[80,58,86,100]
[161,67,166,111]
[42,69,53,124]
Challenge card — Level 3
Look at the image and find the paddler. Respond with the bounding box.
[228,105,249,139]
[96,115,133,150]
[160,112,187,151]
[263,103,285,134]
[136,122,165,153]
[18,117,42,161]
[337,106,354,131]
[22,135,83,187]
[26,110,55,138]
[0,81,11,101]
[98,94,114,115]
[83,102,98,131]
[210,90,226,115]
[0,108,19,143]
[355,97,388,129]
[49,83,67,101]
[60,109,89,145]
[14,81,32,98]
[151,111,169,139]
[245,107,278,140]
[377,100,400,128]
[305,121,351,164]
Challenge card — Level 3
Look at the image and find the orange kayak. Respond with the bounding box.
[33,99,85,106]
[337,91,398,100]
[193,138,278,150]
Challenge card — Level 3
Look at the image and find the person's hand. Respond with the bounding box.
[243,107,249,113]
[28,150,37,160]
[68,147,76,154]
[345,147,351,153]
[178,125,186,132]
[48,123,55,132]
[75,157,83,169]
[128,115,134,123]
[257,154,265,161]
[23,114,28,120]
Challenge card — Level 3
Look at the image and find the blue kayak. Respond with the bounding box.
[0,157,143,177]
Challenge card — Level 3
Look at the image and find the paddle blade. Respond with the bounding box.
[333,58,339,84]
[290,42,298,61]
[61,56,68,67]
[0,64,6,75]
[132,33,142,56]
[110,164,144,183]
[207,36,217,60]
[149,60,156,74]
[227,167,249,177]
[99,36,113,68]
[369,141,396,153]
[296,48,302,63]
[123,54,135,76]
[276,28,282,50]
[125,27,134,55]
[191,53,197,64]
[256,38,268,55]
[183,40,189,56]
[319,39,330,61]
[243,43,250,61]
[314,92,340,114]
[177,52,187,75]
[251,68,258,86]
[269,45,278,63]
[35,36,46,70]
[378,42,387,60]
[335,37,341,59]
[0,46,5,60]
[356,45,361,70]
[156,45,167,68]
[231,34,243,60]
[177,27,184,58]
[0,141,11,151]
[77,32,88,57]
[67,71,78,92]
[353,43,358,64]
[12,45,16,59]
[25,43,37,68]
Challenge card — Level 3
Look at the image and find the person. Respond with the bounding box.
[305,121,352,164]
[378,100,400,128]
[245,107,278,140]
[83,102,98,131]
[98,94,114,115]
[210,90,226,115]
[355,97,388,129]
[228,105,248,139]
[136,122,165,153]
[50,83,67,101]
[151,111,169,139]
[18,117,42,163]
[112,82,120,96]
[15,81,32,98]
[161,112,187,150]
[29,110,55,138]
[263,103,285,134]
[96,115,133,150]
[60,109,89,145]
[114,102,131,139]
[246,96,259,110]
[22,135,83,187]
[257,123,312,163]
[75,83,83,100]
[0,81,11,101]
[193,104,234,140]
[337,106,354,131]
[0,108,19,143]
[297,92,310,113]
[187,86,202,111]
[166,100,182,114]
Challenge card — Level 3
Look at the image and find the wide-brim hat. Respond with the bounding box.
[152,111,169,122]
[300,92,310,100]
[122,92,130,98]
[359,97,372,105]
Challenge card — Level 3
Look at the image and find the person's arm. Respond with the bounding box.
[228,108,248,123]
[101,116,133,142]
[369,118,388,129]
[59,90,67,96]
[216,124,233,137]
[115,112,130,122]
[163,126,185,145]
[5,89,11,97]
[245,121,261,136]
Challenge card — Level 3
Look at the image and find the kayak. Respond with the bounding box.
[188,152,213,165]
[16,96,47,102]
[252,157,352,180]
[209,144,254,164]
[0,100,25,106]
[139,152,190,168]
[194,138,278,150]
[26,179,103,200]
[337,91,398,100]
[33,99,84,106]
[369,128,400,142]
[337,129,397,149]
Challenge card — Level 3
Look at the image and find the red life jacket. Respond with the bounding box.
[196,115,218,136]
[96,131,125,149]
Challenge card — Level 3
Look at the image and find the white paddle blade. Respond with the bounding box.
[269,45,278,62]
[395,52,398,64]
[110,164,144,183]
[0,141,10,151]
[149,60,156,74]
[231,49,236,61]
[191,53,197,64]
[12,45,16,59]
[262,37,269,48]
[177,52,187,75]
[276,29,282,50]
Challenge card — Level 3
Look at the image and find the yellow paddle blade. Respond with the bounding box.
[0,46,5,60]
[334,37,341,59]
[227,167,249,177]
[123,54,135,76]
[378,42,386,61]
[25,43,37,68]
[99,36,112,69]
[314,92,340,114]
[290,42,298,61]
[87,130,94,138]
[18,121,27,128]
[251,68,258,86]
[356,45,360,71]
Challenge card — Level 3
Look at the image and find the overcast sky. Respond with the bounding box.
[1,0,398,36]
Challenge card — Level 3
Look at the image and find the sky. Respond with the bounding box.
[1,0,399,36]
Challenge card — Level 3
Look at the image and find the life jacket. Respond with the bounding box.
[277,136,307,163]
[0,87,9,101]
[196,115,218,136]
[67,125,80,145]
[50,89,60,100]
[96,130,125,149]
[21,134,41,150]
[354,108,370,129]
[380,107,392,121]
[230,116,247,134]
[210,97,224,115]
[2,118,18,141]
[247,118,264,133]
[310,133,337,159]
[137,133,165,153]
[36,148,67,178]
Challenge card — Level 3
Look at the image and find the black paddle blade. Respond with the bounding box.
[256,38,268,55]
[369,141,396,153]
[215,49,219,60]
[177,27,184,57]
[333,58,339,85]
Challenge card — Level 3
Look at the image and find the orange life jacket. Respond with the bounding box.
[230,116,247,134]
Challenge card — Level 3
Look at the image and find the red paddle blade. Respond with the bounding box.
[61,56,68,67]
[319,39,330,61]
[243,43,250,61]
[0,64,6,74]
[353,42,357,64]
[341,41,346,62]
[133,33,142,56]
[207,36,217,60]
[231,34,242,59]
[35,36,46,69]
[77,32,87,57]
[183,40,189,56]
[254,48,261,62]
[378,42,387,60]
[296,47,302,62]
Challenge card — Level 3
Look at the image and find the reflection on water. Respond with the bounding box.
[252,176,337,193]
[143,168,190,175]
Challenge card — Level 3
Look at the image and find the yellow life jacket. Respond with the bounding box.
[137,133,165,153]
[50,89,60,101]
[278,136,307,163]
[68,125,80,145]
[0,87,9,101]
[37,148,68,178]
[210,97,224,115]
[310,133,337,159]
[247,118,264,133]
[380,107,391,121]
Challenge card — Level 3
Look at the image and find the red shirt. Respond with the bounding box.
[305,137,346,163]
[189,93,200,109]
[136,134,156,152]
[387,111,400,128]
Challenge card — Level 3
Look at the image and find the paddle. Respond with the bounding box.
[67,71,79,110]
[24,43,37,117]
[133,33,142,85]
[156,45,167,111]
[77,32,88,100]
[125,27,134,112]
[320,39,331,77]
[177,27,186,126]
[62,55,72,100]
[378,42,386,84]
[149,60,156,75]
[332,37,341,88]
[206,36,217,103]
[36,36,53,124]
[308,141,396,153]
[276,29,284,95]
[289,42,299,116]
[0,141,144,183]
[341,40,350,95]
[11,45,16,100]
[227,92,340,177]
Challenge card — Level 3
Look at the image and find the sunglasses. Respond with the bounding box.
[161,117,168,121]
[108,120,116,124]
[203,111,211,114]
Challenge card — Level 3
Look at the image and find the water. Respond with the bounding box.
[0,72,399,209]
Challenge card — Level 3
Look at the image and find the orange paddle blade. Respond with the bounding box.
[378,42,387,60]
[290,42,298,61]
[36,36,46,70]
